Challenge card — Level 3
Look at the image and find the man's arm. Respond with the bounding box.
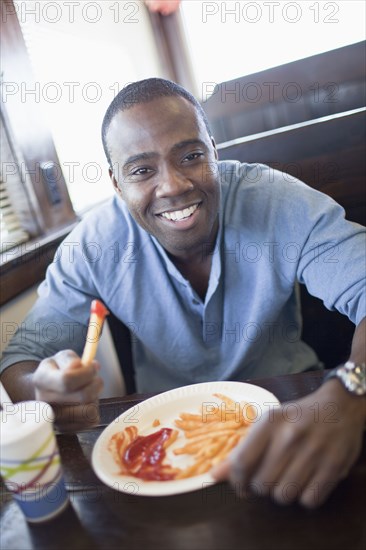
[0,361,38,401]
[0,288,105,430]
[213,317,366,508]
[348,316,365,365]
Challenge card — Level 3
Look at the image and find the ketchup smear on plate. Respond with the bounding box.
[122,428,176,481]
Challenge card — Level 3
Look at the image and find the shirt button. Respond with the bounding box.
[192,299,200,305]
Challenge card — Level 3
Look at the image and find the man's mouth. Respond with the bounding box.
[158,203,201,222]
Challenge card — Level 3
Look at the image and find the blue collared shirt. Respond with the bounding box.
[1,162,365,392]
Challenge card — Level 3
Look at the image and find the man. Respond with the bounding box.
[1,78,365,508]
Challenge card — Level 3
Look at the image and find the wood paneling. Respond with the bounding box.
[203,41,366,143]
[217,110,366,226]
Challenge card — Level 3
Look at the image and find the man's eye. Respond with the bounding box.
[183,152,204,162]
[131,167,152,176]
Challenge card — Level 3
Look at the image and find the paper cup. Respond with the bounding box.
[0,401,69,523]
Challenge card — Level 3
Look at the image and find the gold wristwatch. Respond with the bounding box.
[324,361,366,396]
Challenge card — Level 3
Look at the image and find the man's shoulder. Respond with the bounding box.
[218,161,283,209]
[67,195,145,243]
[218,160,319,204]
[218,160,295,188]
[218,160,337,236]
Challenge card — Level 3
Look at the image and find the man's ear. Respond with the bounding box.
[211,136,218,160]
[109,168,122,197]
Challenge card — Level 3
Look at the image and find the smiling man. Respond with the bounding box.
[105,91,220,299]
[1,78,365,508]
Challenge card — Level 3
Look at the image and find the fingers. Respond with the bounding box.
[211,459,230,480]
[248,419,308,502]
[34,351,101,396]
[226,413,272,488]
[264,445,317,505]
[211,411,272,491]
[219,412,330,507]
[35,374,104,405]
[299,445,358,508]
[53,349,83,371]
[32,349,104,432]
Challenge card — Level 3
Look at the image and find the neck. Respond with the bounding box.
[166,217,219,266]
[167,218,219,300]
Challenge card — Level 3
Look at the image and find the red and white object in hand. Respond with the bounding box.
[144,0,181,16]
[81,300,109,367]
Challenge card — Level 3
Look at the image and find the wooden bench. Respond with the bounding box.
[217,109,365,227]
[203,41,365,143]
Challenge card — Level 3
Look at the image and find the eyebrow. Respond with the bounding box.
[170,139,207,152]
[123,151,158,170]
[123,139,207,170]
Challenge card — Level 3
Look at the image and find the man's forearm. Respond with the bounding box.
[0,361,38,402]
[349,317,366,364]
[332,316,366,422]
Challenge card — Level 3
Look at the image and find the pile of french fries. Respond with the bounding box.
[109,393,254,480]
[173,393,254,479]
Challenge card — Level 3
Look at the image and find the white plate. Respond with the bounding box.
[91,381,279,496]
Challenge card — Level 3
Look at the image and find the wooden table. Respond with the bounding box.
[1,371,365,550]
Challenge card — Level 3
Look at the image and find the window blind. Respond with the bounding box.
[0,112,30,254]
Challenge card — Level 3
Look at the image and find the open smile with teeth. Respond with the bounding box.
[159,203,200,222]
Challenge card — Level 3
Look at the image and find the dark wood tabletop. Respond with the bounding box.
[1,371,365,550]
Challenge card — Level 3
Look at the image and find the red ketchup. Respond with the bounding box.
[90,299,109,319]
[122,428,176,481]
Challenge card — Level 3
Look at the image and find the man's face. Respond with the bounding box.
[106,96,220,259]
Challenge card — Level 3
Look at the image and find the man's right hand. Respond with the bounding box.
[1,351,104,432]
[32,350,104,431]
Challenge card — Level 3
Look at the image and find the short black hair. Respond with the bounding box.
[101,78,212,169]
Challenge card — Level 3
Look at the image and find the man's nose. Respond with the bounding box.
[155,167,194,198]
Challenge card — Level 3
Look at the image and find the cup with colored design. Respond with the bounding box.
[0,400,69,523]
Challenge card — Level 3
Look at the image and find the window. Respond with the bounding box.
[180,0,366,100]
[0,0,166,303]
[0,111,30,253]
[14,0,165,213]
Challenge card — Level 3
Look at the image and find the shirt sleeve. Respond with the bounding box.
[232,163,366,327]
[260,165,366,326]
[0,301,88,374]
[0,225,101,374]
[296,196,366,325]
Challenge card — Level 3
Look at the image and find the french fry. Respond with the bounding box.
[196,438,227,459]
[213,393,256,426]
[173,436,217,455]
[180,411,221,423]
[240,402,256,425]
[213,392,237,409]
[179,413,204,422]
[81,299,109,366]
[184,420,241,439]
[108,426,138,473]
[175,456,210,479]
[162,429,179,449]
[211,433,241,466]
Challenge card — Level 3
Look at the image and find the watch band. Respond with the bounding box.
[324,361,366,396]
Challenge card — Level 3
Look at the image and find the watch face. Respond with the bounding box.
[339,363,366,396]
